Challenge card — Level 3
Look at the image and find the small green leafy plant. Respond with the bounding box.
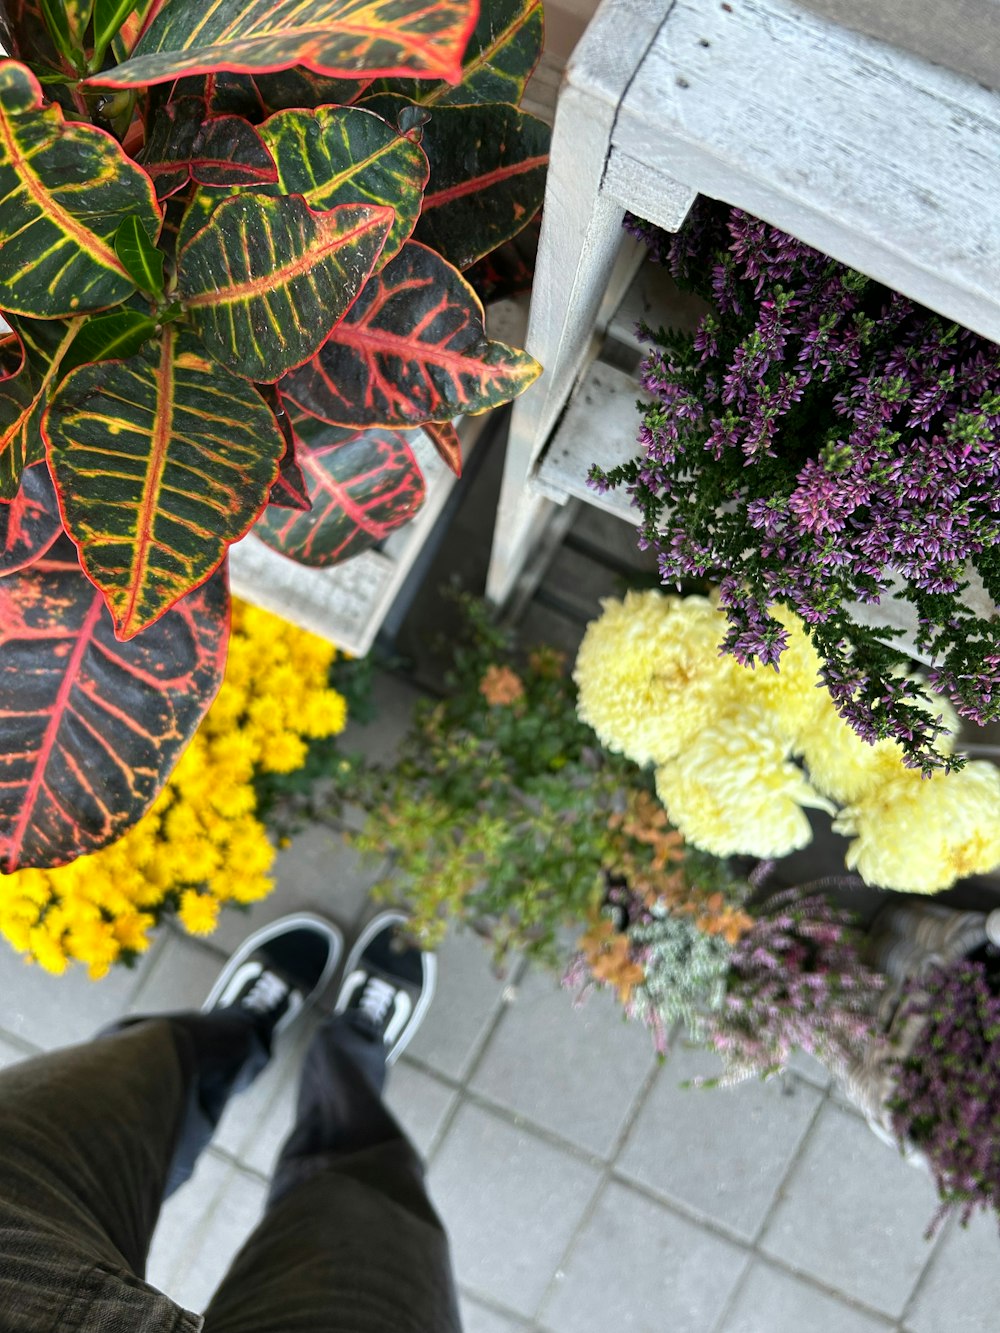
[0,0,547,873]
[351,595,651,965]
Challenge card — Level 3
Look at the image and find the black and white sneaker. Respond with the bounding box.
[203,912,343,1045]
[334,911,436,1064]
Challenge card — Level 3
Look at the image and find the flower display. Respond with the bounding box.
[697,891,885,1084]
[655,703,833,858]
[597,203,1000,772]
[0,601,348,977]
[573,590,745,765]
[889,959,1000,1232]
[834,762,1000,893]
[576,589,1000,887]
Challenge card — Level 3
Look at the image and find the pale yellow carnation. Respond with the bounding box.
[655,704,834,858]
[834,760,1000,893]
[574,591,743,765]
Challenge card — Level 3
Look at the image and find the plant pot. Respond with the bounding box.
[836,901,1000,1155]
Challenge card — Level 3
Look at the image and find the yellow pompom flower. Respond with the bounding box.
[0,600,349,975]
[574,590,746,765]
[178,890,221,936]
[801,679,961,805]
[834,761,1000,893]
[655,704,835,858]
[740,603,827,747]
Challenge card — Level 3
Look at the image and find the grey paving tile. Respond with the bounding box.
[0,1033,33,1067]
[146,1148,232,1294]
[208,824,388,955]
[429,1102,600,1318]
[0,939,155,1049]
[406,927,515,1082]
[785,1048,832,1091]
[128,933,222,1014]
[459,1294,529,1333]
[384,1058,458,1159]
[147,1149,268,1313]
[470,965,656,1157]
[905,1209,1000,1333]
[338,669,425,765]
[617,1044,822,1241]
[539,1180,748,1333]
[171,1167,268,1313]
[721,1260,893,1333]
[760,1102,940,1318]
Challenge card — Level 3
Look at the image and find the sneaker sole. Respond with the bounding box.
[202,911,344,1038]
[336,910,437,1064]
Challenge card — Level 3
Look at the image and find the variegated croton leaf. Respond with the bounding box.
[376,0,542,106]
[0,61,161,317]
[90,0,481,89]
[254,411,425,565]
[0,536,229,871]
[141,95,279,200]
[43,327,285,639]
[282,241,541,429]
[0,460,61,575]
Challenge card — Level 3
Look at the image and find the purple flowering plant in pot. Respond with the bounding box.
[888,957,1000,1233]
[593,202,1000,772]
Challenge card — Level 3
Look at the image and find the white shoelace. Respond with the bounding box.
[242,970,289,1015]
[358,976,396,1026]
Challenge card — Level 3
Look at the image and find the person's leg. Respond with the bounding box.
[0,913,342,1332]
[0,1016,217,1333]
[203,915,462,1333]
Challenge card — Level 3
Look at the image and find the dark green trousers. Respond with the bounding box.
[0,1015,461,1332]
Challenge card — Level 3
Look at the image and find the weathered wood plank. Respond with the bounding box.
[532,359,641,518]
[614,0,1000,343]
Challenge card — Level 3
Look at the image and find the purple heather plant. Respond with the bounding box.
[695,890,885,1084]
[888,959,1000,1233]
[595,204,1000,770]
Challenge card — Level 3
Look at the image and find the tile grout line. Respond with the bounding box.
[424,951,530,1169]
[530,1043,667,1325]
[895,1206,958,1330]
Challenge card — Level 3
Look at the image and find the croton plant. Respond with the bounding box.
[0,0,546,870]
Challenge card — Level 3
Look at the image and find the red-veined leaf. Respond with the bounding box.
[464,213,539,303]
[375,0,542,106]
[0,460,60,574]
[0,61,161,317]
[422,418,461,476]
[0,535,228,871]
[91,0,480,89]
[177,193,394,383]
[281,240,541,428]
[43,326,284,639]
[0,317,81,499]
[410,100,548,269]
[265,388,311,511]
[259,105,428,267]
[254,413,424,564]
[198,68,373,118]
[142,96,278,200]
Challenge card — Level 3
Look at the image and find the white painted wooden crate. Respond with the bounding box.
[488,0,1000,608]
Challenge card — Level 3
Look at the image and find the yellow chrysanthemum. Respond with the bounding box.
[800,679,961,805]
[177,890,221,935]
[655,704,835,858]
[574,590,746,765]
[0,599,348,975]
[739,603,828,747]
[834,761,1000,893]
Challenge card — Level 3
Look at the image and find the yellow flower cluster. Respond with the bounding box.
[0,601,348,978]
[575,590,1000,889]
